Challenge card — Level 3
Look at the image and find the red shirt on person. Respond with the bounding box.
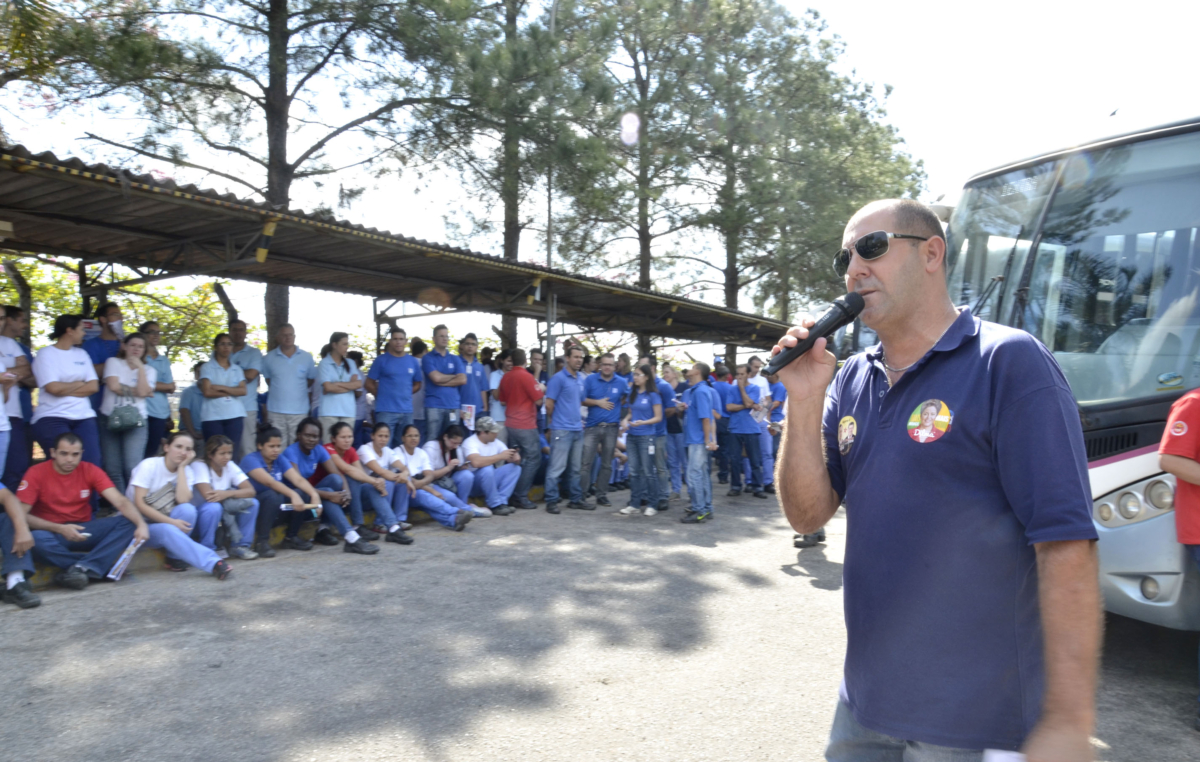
[14,460,115,525]
[312,442,359,486]
[497,366,543,430]
[1159,388,1200,544]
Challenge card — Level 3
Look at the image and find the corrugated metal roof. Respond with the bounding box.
[0,144,789,348]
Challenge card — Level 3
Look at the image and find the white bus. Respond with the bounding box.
[944,117,1200,630]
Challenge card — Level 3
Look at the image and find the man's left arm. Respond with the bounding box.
[1023,539,1101,762]
[101,487,151,542]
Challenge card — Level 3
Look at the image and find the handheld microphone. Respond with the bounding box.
[764,292,865,376]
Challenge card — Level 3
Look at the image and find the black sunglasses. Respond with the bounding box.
[833,231,930,277]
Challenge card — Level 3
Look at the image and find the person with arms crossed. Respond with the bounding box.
[199,333,248,448]
[32,316,103,471]
[543,344,589,513]
[0,432,149,602]
[1156,391,1200,732]
[316,332,362,442]
[138,321,177,459]
[724,365,766,499]
[260,324,316,450]
[580,353,627,508]
[496,349,544,509]
[679,363,719,523]
[229,319,264,460]
[366,327,422,447]
[773,199,1100,762]
[422,324,467,441]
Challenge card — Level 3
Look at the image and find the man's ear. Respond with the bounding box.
[925,236,947,274]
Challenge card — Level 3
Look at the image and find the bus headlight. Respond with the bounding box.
[1118,492,1142,520]
[1145,480,1174,511]
[1097,502,1114,523]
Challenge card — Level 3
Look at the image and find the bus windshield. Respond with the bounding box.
[946,129,1200,406]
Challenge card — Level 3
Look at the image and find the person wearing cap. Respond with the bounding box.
[459,417,520,515]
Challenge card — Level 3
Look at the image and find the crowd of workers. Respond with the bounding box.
[0,304,787,609]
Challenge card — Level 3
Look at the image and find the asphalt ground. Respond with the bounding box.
[1,483,1198,762]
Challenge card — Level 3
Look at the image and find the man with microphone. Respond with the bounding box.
[772,199,1100,762]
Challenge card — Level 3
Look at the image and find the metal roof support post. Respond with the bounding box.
[545,283,556,369]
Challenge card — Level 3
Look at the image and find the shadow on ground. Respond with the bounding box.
[780,544,844,591]
[0,482,790,761]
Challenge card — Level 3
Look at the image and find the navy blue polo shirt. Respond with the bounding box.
[422,349,465,410]
[822,307,1096,750]
[544,368,585,431]
[368,352,422,414]
[583,373,627,426]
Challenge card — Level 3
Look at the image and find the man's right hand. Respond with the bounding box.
[58,524,87,543]
[770,318,839,404]
[12,527,34,556]
[598,399,614,410]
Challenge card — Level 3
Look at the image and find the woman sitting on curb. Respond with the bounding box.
[394,425,473,531]
[190,435,260,560]
[421,424,490,517]
[239,427,324,556]
[127,432,232,580]
[358,422,416,535]
[322,422,412,545]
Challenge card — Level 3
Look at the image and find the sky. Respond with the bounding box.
[4,1,1200,363]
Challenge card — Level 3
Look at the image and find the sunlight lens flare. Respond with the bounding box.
[620,112,640,146]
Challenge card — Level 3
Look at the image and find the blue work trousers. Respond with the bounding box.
[666,432,686,493]
[543,428,583,504]
[728,431,763,492]
[192,499,259,549]
[715,417,731,480]
[144,416,170,458]
[469,463,520,508]
[0,513,135,578]
[411,489,466,528]
[145,503,222,572]
[202,417,244,454]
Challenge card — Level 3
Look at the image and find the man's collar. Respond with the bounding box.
[866,307,979,363]
[434,346,448,356]
[388,348,405,357]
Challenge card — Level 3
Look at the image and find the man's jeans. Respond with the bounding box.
[626,435,658,507]
[375,411,414,448]
[758,419,775,486]
[425,407,459,443]
[686,444,713,514]
[825,700,983,762]
[544,428,583,505]
[0,513,135,578]
[715,417,731,480]
[666,431,686,493]
[581,424,619,498]
[728,431,763,492]
[3,416,30,490]
[506,427,541,504]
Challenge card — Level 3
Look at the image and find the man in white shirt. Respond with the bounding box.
[460,417,520,515]
[229,320,264,460]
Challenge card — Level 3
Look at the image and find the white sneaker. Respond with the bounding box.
[216,548,229,559]
[643,506,658,516]
[617,506,639,516]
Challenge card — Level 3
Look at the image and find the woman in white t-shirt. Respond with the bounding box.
[394,424,473,531]
[99,332,157,494]
[127,432,232,580]
[191,434,260,560]
[421,423,490,515]
[31,315,103,470]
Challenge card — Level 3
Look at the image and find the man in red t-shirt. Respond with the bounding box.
[1158,388,1200,730]
[496,349,545,509]
[0,432,149,600]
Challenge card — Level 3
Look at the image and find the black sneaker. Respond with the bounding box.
[793,533,824,548]
[282,535,314,551]
[513,498,537,509]
[453,509,473,531]
[314,528,339,546]
[3,580,41,608]
[764,484,777,494]
[343,538,380,555]
[386,529,414,545]
[356,526,381,542]
[726,489,742,497]
[717,478,729,484]
[545,502,561,514]
[255,541,277,558]
[211,560,233,580]
[54,565,89,590]
[657,498,669,511]
[752,491,768,499]
[164,557,189,572]
[568,501,595,511]
[596,496,611,507]
[492,505,515,516]
[680,511,713,524]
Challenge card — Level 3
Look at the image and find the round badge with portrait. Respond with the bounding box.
[907,399,952,444]
[838,416,857,455]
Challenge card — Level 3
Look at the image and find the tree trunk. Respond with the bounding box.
[777,245,790,323]
[499,0,521,350]
[263,0,292,348]
[721,157,740,367]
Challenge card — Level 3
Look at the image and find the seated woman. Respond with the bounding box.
[421,424,490,517]
[321,422,412,545]
[393,424,473,531]
[239,426,324,556]
[126,432,232,580]
[281,418,379,555]
[190,434,260,560]
[357,421,416,532]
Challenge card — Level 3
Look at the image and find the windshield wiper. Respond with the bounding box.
[973,274,1005,315]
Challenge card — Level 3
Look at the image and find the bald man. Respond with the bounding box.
[772,199,1100,762]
